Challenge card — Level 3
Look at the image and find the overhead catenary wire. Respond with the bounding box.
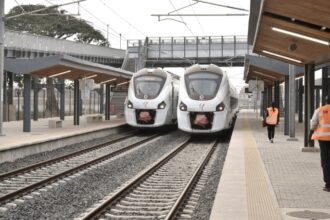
[14,0,26,13]
[43,0,127,42]
[98,0,146,38]
[187,0,205,34]
[168,0,195,36]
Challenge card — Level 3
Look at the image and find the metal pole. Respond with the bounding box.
[0,0,4,135]
[74,79,79,125]
[284,75,289,135]
[23,75,31,132]
[288,64,297,140]
[105,84,110,120]
[322,67,329,105]
[60,80,65,120]
[304,64,315,147]
[298,78,303,123]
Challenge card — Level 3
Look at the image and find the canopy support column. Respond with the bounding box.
[74,79,80,125]
[105,84,110,121]
[60,79,65,120]
[284,75,289,135]
[23,74,31,132]
[304,64,315,147]
[288,65,297,140]
[298,78,303,123]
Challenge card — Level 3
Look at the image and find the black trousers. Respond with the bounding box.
[267,125,275,140]
[319,140,330,187]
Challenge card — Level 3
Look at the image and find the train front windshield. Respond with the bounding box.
[134,75,166,99]
[185,72,222,100]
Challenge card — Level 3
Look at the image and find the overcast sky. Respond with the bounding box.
[6,0,251,90]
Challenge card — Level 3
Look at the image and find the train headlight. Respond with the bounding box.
[127,100,133,109]
[216,102,225,111]
[157,101,166,109]
[179,101,187,111]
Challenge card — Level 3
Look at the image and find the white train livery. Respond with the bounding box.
[177,64,238,134]
[125,68,179,128]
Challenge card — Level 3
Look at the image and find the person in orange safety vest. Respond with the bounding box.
[311,95,330,192]
[264,102,279,143]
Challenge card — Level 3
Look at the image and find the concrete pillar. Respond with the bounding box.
[23,74,31,132]
[304,64,315,147]
[105,84,110,120]
[288,65,297,140]
[60,80,65,120]
[284,75,289,135]
[298,78,303,123]
[74,79,80,125]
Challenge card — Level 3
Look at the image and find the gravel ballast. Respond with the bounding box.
[0,129,134,175]
[1,130,190,220]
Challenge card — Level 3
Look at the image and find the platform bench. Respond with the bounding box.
[49,120,62,128]
[86,115,103,123]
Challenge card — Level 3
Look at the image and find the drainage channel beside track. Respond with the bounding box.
[0,132,162,210]
[76,137,219,220]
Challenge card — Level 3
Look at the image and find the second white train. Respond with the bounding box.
[177,64,238,134]
[125,68,179,128]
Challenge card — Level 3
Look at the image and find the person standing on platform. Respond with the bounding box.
[310,95,330,192]
[265,102,279,143]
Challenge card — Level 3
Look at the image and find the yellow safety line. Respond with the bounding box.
[243,112,282,220]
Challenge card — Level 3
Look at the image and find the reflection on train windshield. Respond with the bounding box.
[134,75,166,99]
[185,72,222,100]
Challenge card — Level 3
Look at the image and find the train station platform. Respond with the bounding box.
[0,115,126,163]
[210,110,330,220]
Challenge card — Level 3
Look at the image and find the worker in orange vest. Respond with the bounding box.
[265,102,279,143]
[311,95,330,192]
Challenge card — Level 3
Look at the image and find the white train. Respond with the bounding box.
[177,64,238,134]
[125,68,179,128]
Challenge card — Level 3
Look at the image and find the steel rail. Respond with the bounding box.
[0,131,137,181]
[164,139,218,219]
[0,133,160,205]
[80,138,192,220]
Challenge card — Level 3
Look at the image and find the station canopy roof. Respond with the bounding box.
[248,0,330,66]
[244,55,304,86]
[4,55,132,84]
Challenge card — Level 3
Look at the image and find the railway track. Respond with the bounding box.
[76,137,219,220]
[0,132,162,208]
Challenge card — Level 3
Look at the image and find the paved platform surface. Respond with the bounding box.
[0,115,125,150]
[211,110,330,220]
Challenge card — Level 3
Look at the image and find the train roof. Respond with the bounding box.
[184,64,224,75]
[134,68,180,80]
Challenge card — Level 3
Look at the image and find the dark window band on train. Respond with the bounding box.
[185,72,223,101]
[134,75,166,100]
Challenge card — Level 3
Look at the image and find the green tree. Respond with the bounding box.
[6,4,109,117]
[6,4,109,45]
